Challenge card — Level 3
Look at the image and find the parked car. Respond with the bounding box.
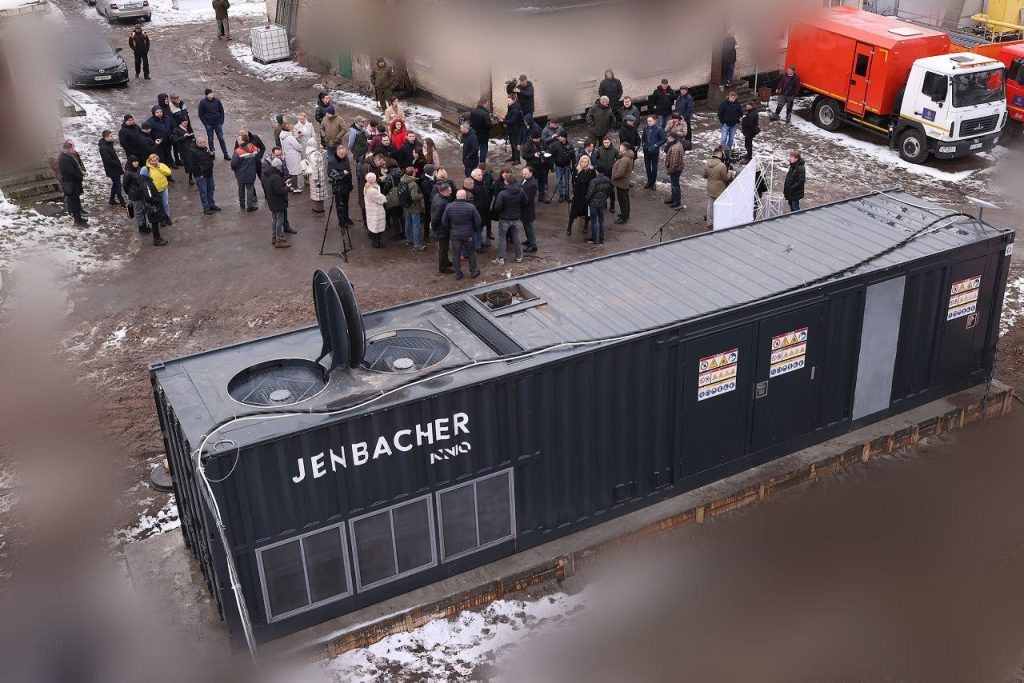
[96,0,151,23]
[63,35,130,88]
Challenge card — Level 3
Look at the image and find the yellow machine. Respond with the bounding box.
[973,0,1024,33]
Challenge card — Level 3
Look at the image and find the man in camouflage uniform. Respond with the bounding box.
[370,58,399,112]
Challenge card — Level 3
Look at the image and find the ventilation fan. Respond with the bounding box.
[362,329,452,374]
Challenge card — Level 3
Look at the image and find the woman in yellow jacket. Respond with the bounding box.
[142,153,173,225]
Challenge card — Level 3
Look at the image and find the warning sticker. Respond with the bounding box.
[769,328,809,378]
[698,349,738,402]
[947,275,981,321]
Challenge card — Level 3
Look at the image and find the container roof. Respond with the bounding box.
[153,191,1010,452]
[796,7,949,50]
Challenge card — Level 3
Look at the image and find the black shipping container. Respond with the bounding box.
[151,191,1014,646]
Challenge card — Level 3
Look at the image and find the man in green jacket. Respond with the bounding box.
[212,0,230,40]
[370,58,399,111]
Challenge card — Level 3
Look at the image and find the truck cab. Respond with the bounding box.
[893,53,1007,162]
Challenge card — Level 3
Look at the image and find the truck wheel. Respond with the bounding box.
[897,129,929,164]
[812,97,843,132]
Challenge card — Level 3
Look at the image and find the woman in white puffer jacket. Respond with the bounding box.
[305,137,327,213]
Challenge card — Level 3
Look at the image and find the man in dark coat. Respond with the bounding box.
[674,86,694,141]
[519,166,539,252]
[137,123,157,160]
[58,141,87,226]
[441,190,482,280]
[171,117,196,184]
[520,132,548,204]
[717,92,743,152]
[118,115,145,160]
[469,99,494,164]
[618,115,641,151]
[327,145,355,228]
[128,24,150,80]
[245,129,267,178]
[189,139,219,214]
[460,122,479,178]
[784,150,805,212]
[772,65,801,124]
[146,106,175,166]
[585,96,615,148]
[262,157,291,247]
[431,183,455,274]
[641,116,667,190]
[99,130,125,206]
[198,89,230,160]
[511,75,535,140]
[598,69,623,118]
[123,156,168,245]
[470,167,492,250]
[492,168,526,265]
[501,96,524,164]
[650,79,676,130]
[741,102,760,162]
[721,29,738,86]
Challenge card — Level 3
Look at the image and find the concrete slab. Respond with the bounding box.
[121,380,1015,663]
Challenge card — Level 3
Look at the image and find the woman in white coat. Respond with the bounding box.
[281,126,306,192]
[364,172,387,249]
[293,112,315,150]
[305,137,327,213]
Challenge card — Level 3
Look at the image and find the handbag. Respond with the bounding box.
[127,203,135,219]
[683,139,693,152]
[300,159,311,175]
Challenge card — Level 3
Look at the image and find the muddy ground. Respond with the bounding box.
[0,0,1022,607]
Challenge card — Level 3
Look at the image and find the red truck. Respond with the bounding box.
[786,7,1007,163]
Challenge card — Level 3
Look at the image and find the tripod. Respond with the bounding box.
[647,206,684,243]
[319,191,353,262]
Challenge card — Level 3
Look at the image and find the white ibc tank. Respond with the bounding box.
[249,24,290,64]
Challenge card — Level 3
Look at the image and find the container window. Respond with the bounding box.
[256,523,353,622]
[437,470,515,561]
[854,54,869,78]
[349,495,437,591]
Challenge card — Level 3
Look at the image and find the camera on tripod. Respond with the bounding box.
[505,78,518,98]
[328,169,350,193]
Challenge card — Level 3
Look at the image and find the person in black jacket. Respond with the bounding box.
[441,190,482,279]
[549,133,575,202]
[146,105,174,167]
[188,139,219,214]
[460,122,479,178]
[99,130,125,207]
[740,102,760,163]
[469,98,494,164]
[491,167,526,265]
[58,141,87,226]
[511,75,535,139]
[327,145,355,228]
[171,117,196,185]
[502,96,524,163]
[717,92,743,152]
[721,29,738,86]
[432,183,454,273]
[651,80,676,130]
[520,133,548,205]
[618,115,641,152]
[585,172,612,244]
[119,115,145,160]
[771,65,801,124]
[262,157,292,247]
[784,150,805,212]
[599,69,623,119]
[520,165,539,252]
[136,123,157,161]
[123,157,167,245]
[470,167,492,251]
[198,89,230,159]
[128,24,150,80]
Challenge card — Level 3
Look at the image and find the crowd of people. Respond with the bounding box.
[52,49,809,259]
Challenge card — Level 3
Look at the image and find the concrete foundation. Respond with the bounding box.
[122,380,1016,663]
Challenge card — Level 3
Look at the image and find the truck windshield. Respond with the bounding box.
[952,68,1006,107]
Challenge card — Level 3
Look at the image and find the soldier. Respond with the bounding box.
[370,58,399,112]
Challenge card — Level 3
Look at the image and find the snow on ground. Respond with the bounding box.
[1001,274,1024,337]
[0,0,43,9]
[111,496,179,546]
[329,89,460,148]
[0,470,20,516]
[0,88,131,275]
[150,0,265,27]
[227,41,316,82]
[310,587,592,683]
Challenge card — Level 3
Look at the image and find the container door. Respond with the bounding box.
[680,325,754,478]
[934,255,999,385]
[847,42,873,117]
[749,303,826,453]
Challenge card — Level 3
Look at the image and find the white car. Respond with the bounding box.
[96,0,152,23]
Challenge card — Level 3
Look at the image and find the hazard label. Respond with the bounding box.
[698,348,738,402]
[947,275,981,322]
[769,328,808,378]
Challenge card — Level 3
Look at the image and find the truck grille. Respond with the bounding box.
[960,114,999,136]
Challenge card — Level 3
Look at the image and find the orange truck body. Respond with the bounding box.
[786,7,951,118]
[951,40,1024,123]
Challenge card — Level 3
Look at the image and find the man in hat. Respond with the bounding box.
[128,24,150,80]
[772,65,801,124]
[321,105,347,160]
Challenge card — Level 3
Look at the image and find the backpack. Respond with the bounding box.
[397,180,414,208]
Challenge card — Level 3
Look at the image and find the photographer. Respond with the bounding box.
[328,145,355,228]
[511,75,535,139]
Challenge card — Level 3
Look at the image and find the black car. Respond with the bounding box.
[64,35,129,88]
